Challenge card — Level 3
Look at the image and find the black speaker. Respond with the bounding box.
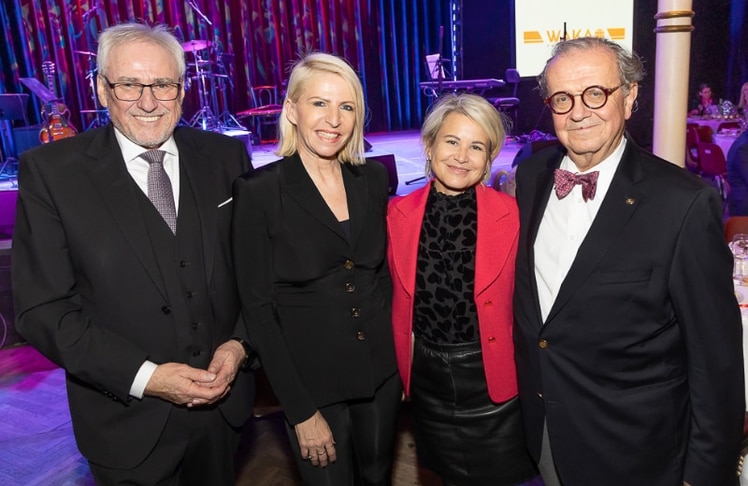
[13,125,43,156]
[368,153,398,196]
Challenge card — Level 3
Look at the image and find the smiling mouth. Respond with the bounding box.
[317,131,341,141]
[133,114,163,122]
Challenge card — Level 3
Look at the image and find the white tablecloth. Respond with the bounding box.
[715,133,740,158]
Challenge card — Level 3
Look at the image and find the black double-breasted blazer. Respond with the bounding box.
[12,125,255,469]
[232,153,397,425]
[513,139,744,485]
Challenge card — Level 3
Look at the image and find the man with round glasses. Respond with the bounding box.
[513,37,743,485]
[12,22,254,485]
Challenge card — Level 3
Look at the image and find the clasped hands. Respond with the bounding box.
[143,339,246,407]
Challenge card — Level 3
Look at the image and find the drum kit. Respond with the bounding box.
[71,39,245,133]
[74,49,109,131]
[181,39,246,132]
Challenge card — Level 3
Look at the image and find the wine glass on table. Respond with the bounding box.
[731,233,748,287]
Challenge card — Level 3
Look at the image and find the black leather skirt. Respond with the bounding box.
[410,337,537,486]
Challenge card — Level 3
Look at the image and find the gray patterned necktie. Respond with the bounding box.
[140,150,177,234]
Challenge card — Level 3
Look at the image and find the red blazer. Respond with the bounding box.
[387,182,520,402]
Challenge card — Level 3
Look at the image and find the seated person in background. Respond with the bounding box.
[689,82,716,116]
[727,128,748,216]
[738,81,748,120]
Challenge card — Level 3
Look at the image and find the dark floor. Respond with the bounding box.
[0,344,445,486]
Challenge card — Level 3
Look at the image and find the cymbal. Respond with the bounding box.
[182,40,211,52]
[73,50,97,57]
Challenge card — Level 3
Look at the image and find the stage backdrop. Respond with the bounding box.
[0,0,450,134]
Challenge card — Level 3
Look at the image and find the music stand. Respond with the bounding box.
[0,94,30,176]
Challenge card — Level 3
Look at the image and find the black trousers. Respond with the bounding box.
[285,372,402,486]
[88,405,242,486]
[410,338,538,486]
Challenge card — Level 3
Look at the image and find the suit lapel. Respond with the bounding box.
[85,126,168,299]
[387,184,430,298]
[474,185,514,295]
[522,153,560,328]
[546,142,644,322]
[281,154,349,242]
[343,163,369,247]
[174,130,217,283]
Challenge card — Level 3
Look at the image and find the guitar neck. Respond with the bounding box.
[42,61,60,100]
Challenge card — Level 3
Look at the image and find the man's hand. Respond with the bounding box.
[144,362,228,406]
[189,340,246,405]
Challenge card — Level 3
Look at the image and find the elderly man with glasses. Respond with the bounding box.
[512,37,743,486]
[12,22,254,485]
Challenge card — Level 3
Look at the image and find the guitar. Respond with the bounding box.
[39,61,77,143]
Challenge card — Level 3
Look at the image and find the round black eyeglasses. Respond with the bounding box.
[544,84,624,115]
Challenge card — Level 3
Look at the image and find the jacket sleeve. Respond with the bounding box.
[231,172,318,425]
[670,186,745,485]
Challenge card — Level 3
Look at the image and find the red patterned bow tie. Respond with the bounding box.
[554,168,600,202]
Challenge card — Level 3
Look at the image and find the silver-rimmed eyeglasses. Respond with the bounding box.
[544,84,624,115]
[101,76,182,102]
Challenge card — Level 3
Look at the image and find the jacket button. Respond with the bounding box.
[356,331,367,341]
[186,291,195,299]
[344,260,354,270]
[351,307,361,318]
[537,392,544,399]
[192,350,201,357]
[484,300,492,306]
[180,260,190,268]
[345,282,356,293]
[161,306,172,315]
[487,336,496,342]
[538,339,548,349]
[192,322,200,330]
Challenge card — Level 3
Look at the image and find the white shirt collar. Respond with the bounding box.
[112,127,178,163]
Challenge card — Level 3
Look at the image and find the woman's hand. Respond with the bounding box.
[294,410,337,467]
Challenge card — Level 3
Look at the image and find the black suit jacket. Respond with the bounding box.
[232,153,397,425]
[513,140,744,485]
[12,125,254,469]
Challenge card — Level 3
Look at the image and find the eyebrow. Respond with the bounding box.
[308,95,355,104]
[112,76,179,83]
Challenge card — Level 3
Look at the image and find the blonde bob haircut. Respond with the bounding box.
[421,93,508,183]
[276,52,366,165]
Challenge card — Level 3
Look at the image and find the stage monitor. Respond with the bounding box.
[514,0,635,78]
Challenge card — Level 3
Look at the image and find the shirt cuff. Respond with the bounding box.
[129,360,158,399]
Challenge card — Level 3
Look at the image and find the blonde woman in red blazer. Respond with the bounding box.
[387,94,538,486]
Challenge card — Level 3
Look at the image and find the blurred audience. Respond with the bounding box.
[689,82,717,117]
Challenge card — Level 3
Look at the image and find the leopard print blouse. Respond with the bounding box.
[412,185,479,344]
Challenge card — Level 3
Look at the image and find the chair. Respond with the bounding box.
[697,142,727,199]
[685,126,701,173]
[487,69,520,132]
[725,216,748,242]
[695,125,714,143]
[236,85,283,144]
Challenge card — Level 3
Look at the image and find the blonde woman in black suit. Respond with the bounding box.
[232,52,401,485]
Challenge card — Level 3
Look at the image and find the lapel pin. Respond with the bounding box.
[624,197,635,205]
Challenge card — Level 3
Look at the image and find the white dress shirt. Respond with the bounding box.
[112,128,180,399]
[534,138,627,322]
